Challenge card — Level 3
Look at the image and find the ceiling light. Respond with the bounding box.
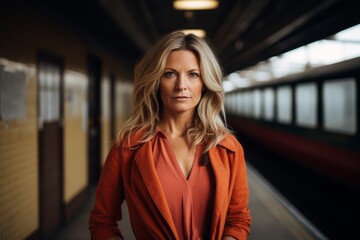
[181,29,206,38]
[173,0,219,10]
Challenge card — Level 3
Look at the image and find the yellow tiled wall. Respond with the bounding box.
[0,3,88,238]
[0,2,133,238]
[0,59,39,239]
[63,70,88,203]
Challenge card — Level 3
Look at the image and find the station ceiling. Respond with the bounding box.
[31,0,360,74]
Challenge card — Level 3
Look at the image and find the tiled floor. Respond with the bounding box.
[54,189,135,240]
[53,190,94,240]
[55,164,325,240]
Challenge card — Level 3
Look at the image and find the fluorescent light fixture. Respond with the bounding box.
[173,0,219,10]
[181,29,206,38]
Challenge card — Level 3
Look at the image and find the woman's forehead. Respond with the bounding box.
[165,50,200,69]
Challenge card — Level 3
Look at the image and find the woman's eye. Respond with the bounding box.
[164,71,175,78]
[189,72,199,78]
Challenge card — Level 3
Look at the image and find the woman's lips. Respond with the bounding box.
[172,96,190,100]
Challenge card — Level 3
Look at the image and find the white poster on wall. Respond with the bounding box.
[0,65,26,121]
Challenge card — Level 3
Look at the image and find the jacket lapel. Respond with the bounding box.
[208,135,237,239]
[134,140,178,239]
[209,146,228,239]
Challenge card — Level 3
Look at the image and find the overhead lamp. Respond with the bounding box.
[181,29,206,38]
[173,0,219,10]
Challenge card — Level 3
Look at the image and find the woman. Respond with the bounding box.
[89,31,251,240]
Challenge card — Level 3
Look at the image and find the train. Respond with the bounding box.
[225,56,360,187]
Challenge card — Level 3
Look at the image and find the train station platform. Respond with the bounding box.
[54,163,327,240]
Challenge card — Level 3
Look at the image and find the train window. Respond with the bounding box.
[239,92,244,115]
[233,93,239,114]
[240,92,245,116]
[232,94,237,114]
[323,78,357,135]
[230,95,235,113]
[253,90,262,119]
[263,88,275,120]
[234,94,238,113]
[295,83,317,128]
[233,94,238,114]
[226,94,232,113]
[243,91,252,117]
[226,94,231,112]
[238,92,244,115]
[236,93,242,115]
[227,94,234,113]
[276,86,292,124]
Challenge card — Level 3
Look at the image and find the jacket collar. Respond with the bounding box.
[122,128,151,149]
[217,133,237,153]
[124,129,237,153]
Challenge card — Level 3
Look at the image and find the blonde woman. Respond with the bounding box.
[89,31,251,240]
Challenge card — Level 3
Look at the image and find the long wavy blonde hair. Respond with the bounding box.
[117,31,229,152]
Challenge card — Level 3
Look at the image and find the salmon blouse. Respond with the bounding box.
[153,131,215,240]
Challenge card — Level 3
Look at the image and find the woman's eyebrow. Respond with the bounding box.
[163,67,200,72]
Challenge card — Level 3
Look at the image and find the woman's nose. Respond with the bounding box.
[176,74,187,90]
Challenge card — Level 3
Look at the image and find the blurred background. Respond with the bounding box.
[0,0,359,239]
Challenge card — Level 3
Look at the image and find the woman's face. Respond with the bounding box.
[159,50,204,116]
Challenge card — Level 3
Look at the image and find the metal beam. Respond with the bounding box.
[226,0,338,72]
[99,0,153,51]
[213,0,270,53]
[139,0,160,42]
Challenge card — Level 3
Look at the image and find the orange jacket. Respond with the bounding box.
[89,131,251,239]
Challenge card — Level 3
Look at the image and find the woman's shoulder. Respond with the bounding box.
[106,130,146,162]
[217,132,243,153]
[118,128,148,150]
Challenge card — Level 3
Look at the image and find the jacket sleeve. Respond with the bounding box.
[223,139,251,239]
[89,144,125,240]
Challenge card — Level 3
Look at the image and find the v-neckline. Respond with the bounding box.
[164,138,199,182]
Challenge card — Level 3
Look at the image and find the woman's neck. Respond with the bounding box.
[158,112,194,138]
